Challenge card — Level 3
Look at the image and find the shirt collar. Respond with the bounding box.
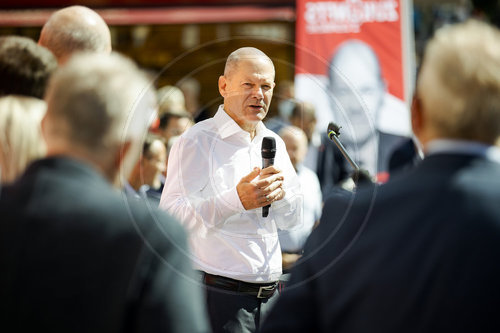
[123,180,140,198]
[426,139,500,164]
[214,105,266,140]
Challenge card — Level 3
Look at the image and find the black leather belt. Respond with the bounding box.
[202,272,278,299]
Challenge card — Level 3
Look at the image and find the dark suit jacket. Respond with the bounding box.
[0,157,209,333]
[262,152,500,332]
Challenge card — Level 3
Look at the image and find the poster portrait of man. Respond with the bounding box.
[295,0,415,182]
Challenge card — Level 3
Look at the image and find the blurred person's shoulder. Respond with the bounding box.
[0,156,185,244]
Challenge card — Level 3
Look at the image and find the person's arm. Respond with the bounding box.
[127,211,210,333]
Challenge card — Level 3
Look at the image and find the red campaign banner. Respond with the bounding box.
[294,0,414,179]
[296,0,404,99]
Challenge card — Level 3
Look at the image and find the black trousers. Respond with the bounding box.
[203,278,279,333]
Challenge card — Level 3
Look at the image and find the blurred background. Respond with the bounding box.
[1,0,498,119]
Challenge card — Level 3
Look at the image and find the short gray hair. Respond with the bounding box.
[418,20,500,143]
[224,47,275,78]
[45,52,156,156]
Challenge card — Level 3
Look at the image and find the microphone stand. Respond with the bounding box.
[327,122,373,185]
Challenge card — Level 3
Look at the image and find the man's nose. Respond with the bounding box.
[251,86,264,99]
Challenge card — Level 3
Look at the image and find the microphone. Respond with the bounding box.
[327,122,373,185]
[261,136,276,217]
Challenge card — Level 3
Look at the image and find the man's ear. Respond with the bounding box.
[40,112,66,155]
[411,93,424,139]
[41,112,48,141]
[115,141,132,169]
[218,75,227,97]
[110,140,134,188]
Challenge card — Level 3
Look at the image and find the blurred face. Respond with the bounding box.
[161,116,193,144]
[219,57,275,131]
[329,59,384,124]
[282,133,307,169]
[141,139,167,188]
[290,114,316,142]
[328,43,385,144]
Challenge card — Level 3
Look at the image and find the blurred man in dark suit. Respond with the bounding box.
[0,53,209,333]
[262,20,500,333]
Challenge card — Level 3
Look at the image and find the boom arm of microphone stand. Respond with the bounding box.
[327,122,374,186]
[327,129,360,172]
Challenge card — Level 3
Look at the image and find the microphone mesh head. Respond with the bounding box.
[327,122,341,139]
[261,136,276,158]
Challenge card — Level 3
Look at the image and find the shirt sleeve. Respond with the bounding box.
[159,135,245,232]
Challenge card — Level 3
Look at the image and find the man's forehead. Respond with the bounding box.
[242,71,275,81]
[226,54,274,75]
[231,59,274,79]
[330,61,381,90]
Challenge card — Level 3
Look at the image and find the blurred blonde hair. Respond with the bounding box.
[0,95,46,184]
[418,20,500,144]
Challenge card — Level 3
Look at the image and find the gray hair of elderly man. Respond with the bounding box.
[39,5,111,64]
[416,20,500,145]
[43,52,156,186]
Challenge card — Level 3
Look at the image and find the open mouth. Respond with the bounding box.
[248,104,265,111]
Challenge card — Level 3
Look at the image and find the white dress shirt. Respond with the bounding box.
[160,106,303,283]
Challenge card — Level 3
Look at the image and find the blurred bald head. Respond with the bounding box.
[330,40,383,86]
[279,125,308,170]
[39,6,111,64]
[329,40,385,122]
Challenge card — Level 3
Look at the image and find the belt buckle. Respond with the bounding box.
[257,284,275,299]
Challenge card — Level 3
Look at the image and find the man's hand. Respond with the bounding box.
[236,166,286,210]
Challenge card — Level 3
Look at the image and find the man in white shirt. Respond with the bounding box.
[159,47,302,333]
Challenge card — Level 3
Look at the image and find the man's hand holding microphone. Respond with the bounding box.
[236,137,285,215]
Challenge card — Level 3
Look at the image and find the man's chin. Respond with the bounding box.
[246,111,266,122]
